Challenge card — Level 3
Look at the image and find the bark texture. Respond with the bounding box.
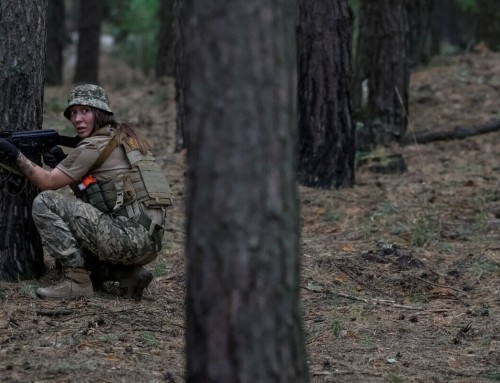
[407,0,434,67]
[184,1,308,382]
[45,0,65,85]
[297,0,355,189]
[0,0,47,280]
[355,0,411,149]
[174,0,186,152]
[156,0,176,78]
[73,0,102,84]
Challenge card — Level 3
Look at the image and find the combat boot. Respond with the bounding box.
[36,268,94,300]
[117,266,153,301]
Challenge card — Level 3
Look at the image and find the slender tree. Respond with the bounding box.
[174,0,186,152]
[0,0,47,280]
[45,0,65,85]
[184,0,309,381]
[156,0,176,78]
[73,0,102,84]
[297,0,355,189]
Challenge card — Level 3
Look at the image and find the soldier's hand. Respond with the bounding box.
[0,138,21,166]
[43,146,67,168]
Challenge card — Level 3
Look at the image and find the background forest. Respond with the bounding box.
[0,0,500,382]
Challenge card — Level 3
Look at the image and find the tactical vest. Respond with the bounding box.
[80,130,172,230]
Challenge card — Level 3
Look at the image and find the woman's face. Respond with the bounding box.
[68,105,95,138]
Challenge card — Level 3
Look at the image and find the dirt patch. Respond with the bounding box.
[1,50,499,382]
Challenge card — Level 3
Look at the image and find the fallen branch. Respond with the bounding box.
[401,119,500,146]
[36,309,74,317]
[303,287,452,313]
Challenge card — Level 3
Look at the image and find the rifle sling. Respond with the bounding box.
[88,133,120,174]
[0,163,22,176]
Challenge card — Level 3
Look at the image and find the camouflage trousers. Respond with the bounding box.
[32,190,159,269]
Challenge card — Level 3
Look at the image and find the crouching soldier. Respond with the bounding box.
[0,84,172,300]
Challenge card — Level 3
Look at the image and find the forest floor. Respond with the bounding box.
[1,47,500,383]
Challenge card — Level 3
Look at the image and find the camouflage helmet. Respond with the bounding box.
[63,84,113,119]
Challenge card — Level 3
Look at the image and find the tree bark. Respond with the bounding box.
[476,0,500,52]
[156,0,176,78]
[0,0,47,281]
[45,0,65,85]
[73,0,102,84]
[430,0,476,54]
[297,0,355,189]
[184,1,308,382]
[174,0,186,152]
[407,0,434,68]
[355,0,411,149]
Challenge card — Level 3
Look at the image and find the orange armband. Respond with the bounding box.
[78,175,97,191]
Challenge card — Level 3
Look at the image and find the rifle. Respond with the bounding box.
[0,129,80,152]
[0,129,80,178]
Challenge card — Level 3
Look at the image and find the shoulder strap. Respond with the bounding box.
[88,133,120,173]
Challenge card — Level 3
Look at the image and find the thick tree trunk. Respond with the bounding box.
[45,0,65,85]
[297,0,355,189]
[0,0,47,281]
[356,0,411,149]
[156,0,176,78]
[184,1,308,382]
[73,0,102,84]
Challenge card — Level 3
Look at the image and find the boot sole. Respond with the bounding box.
[36,291,94,300]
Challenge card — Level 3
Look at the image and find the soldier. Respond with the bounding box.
[0,84,173,300]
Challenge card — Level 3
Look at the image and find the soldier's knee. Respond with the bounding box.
[32,190,58,216]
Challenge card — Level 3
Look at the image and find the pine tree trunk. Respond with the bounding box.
[73,0,102,84]
[156,0,176,78]
[356,0,411,148]
[0,0,47,281]
[476,0,500,52]
[184,1,308,381]
[45,0,65,85]
[174,0,186,152]
[407,0,434,67]
[297,0,355,189]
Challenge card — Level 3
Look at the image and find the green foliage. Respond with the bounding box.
[142,331,159,348]
[323,211,342,223]
[455,0,478,13]
[152,261,168,277]
[410,210,441,248]
[472,260,500,280]
[348,0,360,12]
[358,333,375,349]
[385,371,405,383]
[331,320,343,337]
[105,0,160,75]
[98,333,119,344]
[19,282,37,298]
